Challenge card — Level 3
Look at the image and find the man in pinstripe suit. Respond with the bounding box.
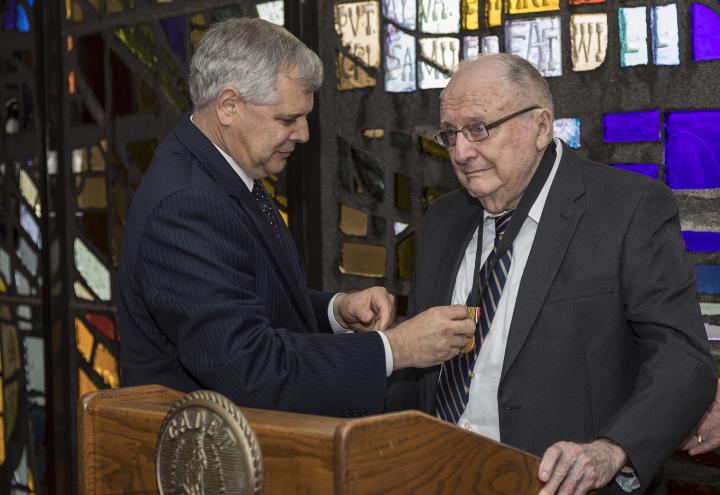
[117,18,475,418]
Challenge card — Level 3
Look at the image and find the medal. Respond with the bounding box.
[461,306,480,354]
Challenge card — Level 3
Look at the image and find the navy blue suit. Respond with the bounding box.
[118,115,386,416]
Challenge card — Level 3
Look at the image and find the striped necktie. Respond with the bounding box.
[435,209,514,424]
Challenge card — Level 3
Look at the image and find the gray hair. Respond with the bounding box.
[189,18,323,108]
[447,54,554,113]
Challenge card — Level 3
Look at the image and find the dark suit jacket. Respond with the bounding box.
[118,115,386,417]
[387,142,716,493]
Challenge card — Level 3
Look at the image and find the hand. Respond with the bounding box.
[333,287,395,331]
[383,305,475,370]
[680,379,720,455]
[538,439,627,495]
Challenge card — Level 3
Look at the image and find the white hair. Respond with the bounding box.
[188,17,323,108]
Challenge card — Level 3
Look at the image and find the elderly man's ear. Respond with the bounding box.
[216,87,242,126]
[535,108,554,151]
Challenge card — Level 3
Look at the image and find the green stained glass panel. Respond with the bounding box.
[74,238,111,301]
[135,76,158,113]
[395,173,411,211]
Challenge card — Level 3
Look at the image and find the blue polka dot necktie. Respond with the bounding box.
[252,179,283,240]
[435,209,514,424]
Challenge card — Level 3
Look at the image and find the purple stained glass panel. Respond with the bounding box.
[691,3,720,61]
[610,163,659,180]
[602,110,661,142]
[3,0,17,30]
[683,231,720,252]
[161,16,187,62]
[666,110,720,189]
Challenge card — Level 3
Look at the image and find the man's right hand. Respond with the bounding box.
[384,305,475,370]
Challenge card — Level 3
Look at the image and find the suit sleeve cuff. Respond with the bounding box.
[328,293,351,334]
[377,330,393,377]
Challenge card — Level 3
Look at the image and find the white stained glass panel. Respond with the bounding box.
[0,248,10,283]
[570,13,608,72]
[418,0,460,34]
[19,169,41,218]
[385,24,417,92]
[394,222,409,235]
[554,118,581,149]
[418,37,459,89]
[74,238,111,301]
[335,1,381,68]
[651,4,679,66]
[619,7,648,67]
[464,36,479,60]
[14,271,31,295]
[256,1,284,26]
[505,16,562,77]
[383,0,416,29]
[482,36,500,54]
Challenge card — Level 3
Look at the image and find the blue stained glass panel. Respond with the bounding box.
[553,118,581,148]
[683,232,720,252]
[692,2,720,61]
[696,265,720,294]
[16,5,29,32]
[610,163,659,180]
[666,110,720,189]
[603,110,660,143]
[161,16,186,61]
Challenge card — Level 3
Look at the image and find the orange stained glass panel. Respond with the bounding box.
[79,368,97,399]
[68,69,76,94]
[75,317,94,362]
[93,343,119,388]
[78,176,108,209]
[67,36,74,51]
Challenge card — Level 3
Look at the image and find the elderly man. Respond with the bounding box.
[117,18,474,417]
[387,53,716,494]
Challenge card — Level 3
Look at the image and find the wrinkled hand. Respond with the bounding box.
[333,287,395,331]
[680,379,720,455]
[538,439,627,495]
[384,305,475,370]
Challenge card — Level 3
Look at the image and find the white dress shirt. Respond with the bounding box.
[192,115,394,376]
[453,140,563,439]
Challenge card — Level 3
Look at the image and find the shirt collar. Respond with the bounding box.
[482,137,563,225]
[190,113,254,192]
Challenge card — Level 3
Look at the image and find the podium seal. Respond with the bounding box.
[156,390,263,495]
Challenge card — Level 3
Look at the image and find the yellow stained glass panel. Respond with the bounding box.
[0,276,6,293]
[4,381,17,439]
[75,317,94,362]
[336,52,376,90]
[340,204,369,236]
[78,176,107,209]
[362,129,384,138]
[79,368,97,399]
[93,343,119,388]
[106,0,123,12]
[340,242,386,278]
[463,0,480,30]
[279,210,289,226]
[508,0,560,14]
[0,304,9,321]
[74,281,94,301]
[486,0,502,27]
[1,324,20,377]
[397,233,416,279]
[276,195,288,207]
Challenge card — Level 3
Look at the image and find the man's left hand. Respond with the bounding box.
[538,439,627,495]
[680,379,720,455]
[334,287,395,331]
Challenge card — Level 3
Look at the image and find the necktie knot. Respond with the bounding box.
[494,209,514,241]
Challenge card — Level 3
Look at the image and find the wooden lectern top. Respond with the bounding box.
[78,385,543,494]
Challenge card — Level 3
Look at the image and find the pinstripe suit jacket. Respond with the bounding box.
[117,115,386,417]
[386,143,716,493]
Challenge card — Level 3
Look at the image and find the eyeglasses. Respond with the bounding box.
[433,105,541,147]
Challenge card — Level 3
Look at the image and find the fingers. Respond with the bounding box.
[539,441,617,495]
[372,291,395,330]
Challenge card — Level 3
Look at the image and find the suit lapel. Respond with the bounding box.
[500,146,586,382]
[173,115,318,332]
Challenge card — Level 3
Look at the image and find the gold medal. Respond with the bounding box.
[461,307,480,354]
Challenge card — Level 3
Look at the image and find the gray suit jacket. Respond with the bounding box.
[387,143,716,493]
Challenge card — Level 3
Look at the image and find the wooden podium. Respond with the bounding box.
[78,385,543,494]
